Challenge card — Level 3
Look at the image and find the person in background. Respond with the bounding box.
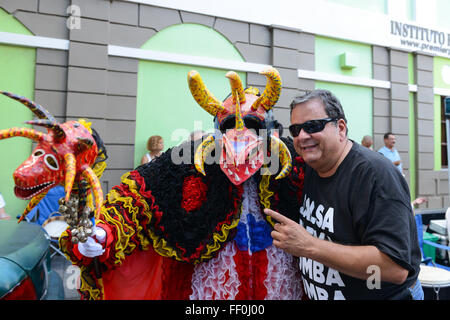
[0,192,10,220]
[411,197,428,210]
[140,135,164,165]
[361,135,373,150]
[378,132,402,174]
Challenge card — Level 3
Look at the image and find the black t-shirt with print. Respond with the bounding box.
[299,141,421,300]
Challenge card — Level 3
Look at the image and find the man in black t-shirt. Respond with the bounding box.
[264,89,422,300]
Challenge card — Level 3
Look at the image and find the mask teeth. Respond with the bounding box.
[234,173,240,182]
[245,167,250,175]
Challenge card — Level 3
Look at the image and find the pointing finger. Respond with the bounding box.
[264,208,293,225]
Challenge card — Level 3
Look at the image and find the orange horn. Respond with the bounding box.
[82,166,103,219]
[251,67,282,111]
[64,153,76,203]
[226,71,246,105]
[188,70,225,116]
[0,127,45,142]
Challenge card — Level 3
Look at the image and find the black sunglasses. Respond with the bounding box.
[289,118,338,137]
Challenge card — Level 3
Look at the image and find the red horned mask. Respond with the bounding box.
[187,67,292,185]
[0,91,103,219]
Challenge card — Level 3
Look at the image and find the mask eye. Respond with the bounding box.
[220,116,265,134]
[44,154,59,171]
[33,149,45,157]
[243,116,264,134]
[220,116,235,133]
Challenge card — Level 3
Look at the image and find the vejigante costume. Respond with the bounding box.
[0,67,306,300]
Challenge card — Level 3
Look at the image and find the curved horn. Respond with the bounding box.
[82,166,103,219]
[1,91,56,122]
[26,120,66,141]
[234,91,244,131]
[270,135,292,180]
[226,71,246,105]
[251,67,282,111]
[0,127,45,142]
[188,70,225,116]
[64,153,76,203]
[194,135,216,176]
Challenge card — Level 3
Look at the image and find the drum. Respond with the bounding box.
[42,215,68,241]
[418,265,450,300]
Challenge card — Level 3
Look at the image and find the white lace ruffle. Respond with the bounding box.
[241,178,265,223]
[239,179,267,254]
[190,242,240,300]
[190,179,303,300]
[264,245,303,300]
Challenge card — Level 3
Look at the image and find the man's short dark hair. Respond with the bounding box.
[383,132,394,139]
[289,89,347,124]
[289,89,348,136]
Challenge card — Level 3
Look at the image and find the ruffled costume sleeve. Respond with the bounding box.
[60,171,154,267]
[59,142,244,299]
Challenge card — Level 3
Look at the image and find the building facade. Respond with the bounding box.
[0,0,448,213]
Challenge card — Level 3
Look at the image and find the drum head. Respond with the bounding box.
[419,265,450,286]
[42,216,68,240]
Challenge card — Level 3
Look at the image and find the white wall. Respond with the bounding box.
[124,0,450,59]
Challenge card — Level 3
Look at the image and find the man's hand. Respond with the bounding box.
[412,197,427,207]
[264,208,315,257]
